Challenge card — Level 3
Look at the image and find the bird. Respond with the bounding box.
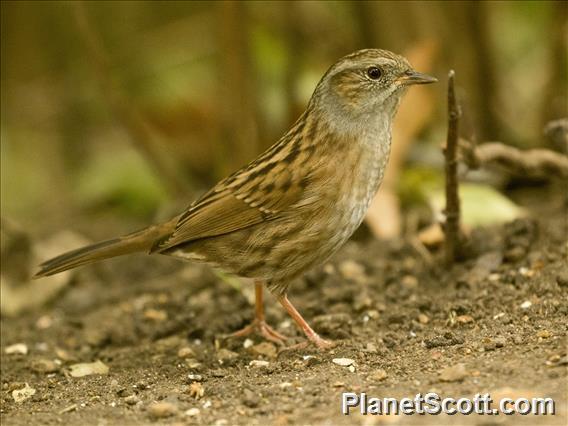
[34,49,437,349]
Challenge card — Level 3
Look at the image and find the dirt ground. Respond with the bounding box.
[1,187,567,426]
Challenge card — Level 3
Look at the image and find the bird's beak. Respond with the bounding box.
[397,70,438,85]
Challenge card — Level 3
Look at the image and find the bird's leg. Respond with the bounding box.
[227,280,288,345]
[277,293,334,350]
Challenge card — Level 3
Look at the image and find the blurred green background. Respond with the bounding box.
[1,1,566,237]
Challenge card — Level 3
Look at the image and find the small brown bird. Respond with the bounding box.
[34,49,436,349]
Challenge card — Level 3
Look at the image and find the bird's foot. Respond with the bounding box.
[226,319,288,346]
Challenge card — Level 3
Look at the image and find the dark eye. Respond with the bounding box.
[367,66,382,80]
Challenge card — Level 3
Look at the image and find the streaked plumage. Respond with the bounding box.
[34,49,436,348]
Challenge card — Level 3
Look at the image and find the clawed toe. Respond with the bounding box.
[225,319,288,346]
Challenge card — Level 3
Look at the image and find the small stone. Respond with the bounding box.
[368,369,388,382]
[124,395,140,405]
[536,330,552,339]
[31,359,58,373]
[211,369,226,378]
[55,348,75,362]
[187,374,204,382]
[12,383,36,403]
[185,358,202,369]
[69,360,109,377]
[439,363,468,382]
[143,309,168,322]
[348,365,356,373]
[5,343,28,355]
[456,315,474,324]
[332,358,354,367]
[216,349,238,365]
[177,347,195,359]
[243,339,254,349]
[35,315,53,330]
[520,300,532,309]
[249,360,270,368]
[303,355,321,367]
[505,246,526,262]
[117,388,133,398]
[338,260,366,282]
[155,336,183,352]
[185,408,200,417]
[250,342,277,359]
[364,343,378,353]
[242,389,259,408]
[418,314,429,324]
[483,338,497,351]
[494,337,507,348]
[401,275,418,289]
[148,402,178,418]
[556,272,568,287]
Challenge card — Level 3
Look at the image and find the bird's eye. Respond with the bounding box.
[367,66,382,80]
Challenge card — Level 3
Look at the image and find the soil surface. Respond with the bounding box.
[1,189,567,425]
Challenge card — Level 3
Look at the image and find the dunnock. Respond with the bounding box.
[34,49,436,349]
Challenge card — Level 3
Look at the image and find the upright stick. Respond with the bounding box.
[444,70,462,265]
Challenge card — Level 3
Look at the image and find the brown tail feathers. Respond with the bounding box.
[33,219,177,279]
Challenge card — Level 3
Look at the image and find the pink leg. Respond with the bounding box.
[227,280,287,345]
[277,293,334,350]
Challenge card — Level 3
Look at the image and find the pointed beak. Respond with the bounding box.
[397,70,438,85]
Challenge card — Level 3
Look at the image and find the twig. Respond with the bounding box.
[444,70,462,266]
[72,2,186,195]
[459,139,568,179]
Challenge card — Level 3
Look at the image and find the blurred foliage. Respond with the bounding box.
[1,1,566,235]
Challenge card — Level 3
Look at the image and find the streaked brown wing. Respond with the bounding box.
[153,159,305,252]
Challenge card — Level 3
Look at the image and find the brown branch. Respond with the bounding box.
[72,2,187,195]
[444,70,462,266]
[459,140,568,179]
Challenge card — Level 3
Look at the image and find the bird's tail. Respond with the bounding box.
[33,219,177,278]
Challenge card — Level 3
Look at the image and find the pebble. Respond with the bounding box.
[185,408,200,417]
[243,339,254,349]
[249,360,270,368]
[211,369,226,378]
[185,358,202,369]
[536,330,552,339]
[332,358,354,367]
[242,389,260,408]
[143,309,168,322]
[69,360,109,377]
[401,275,418,289]
[5,343,28,355]
[177,347,195,359]
[155,336,183,352]
[124,395,141,405]
[556,272,568,287]
[35,315,53,330]
[439,363,468,382]
[148,401,178,418]
[418,314,429,324]
[338,260,366,282]
[251,342,277,359]
[368,369,388,382]
[456,315,474,324]
[31,359,59,373]
[494,337,507,348]
[303,355,321,367]
[216,349,238,366]
[12,383,36,403]
[187,374,204,382]
[520,300,532,309]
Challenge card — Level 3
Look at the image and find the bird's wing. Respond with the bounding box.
[152,155,307,252]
